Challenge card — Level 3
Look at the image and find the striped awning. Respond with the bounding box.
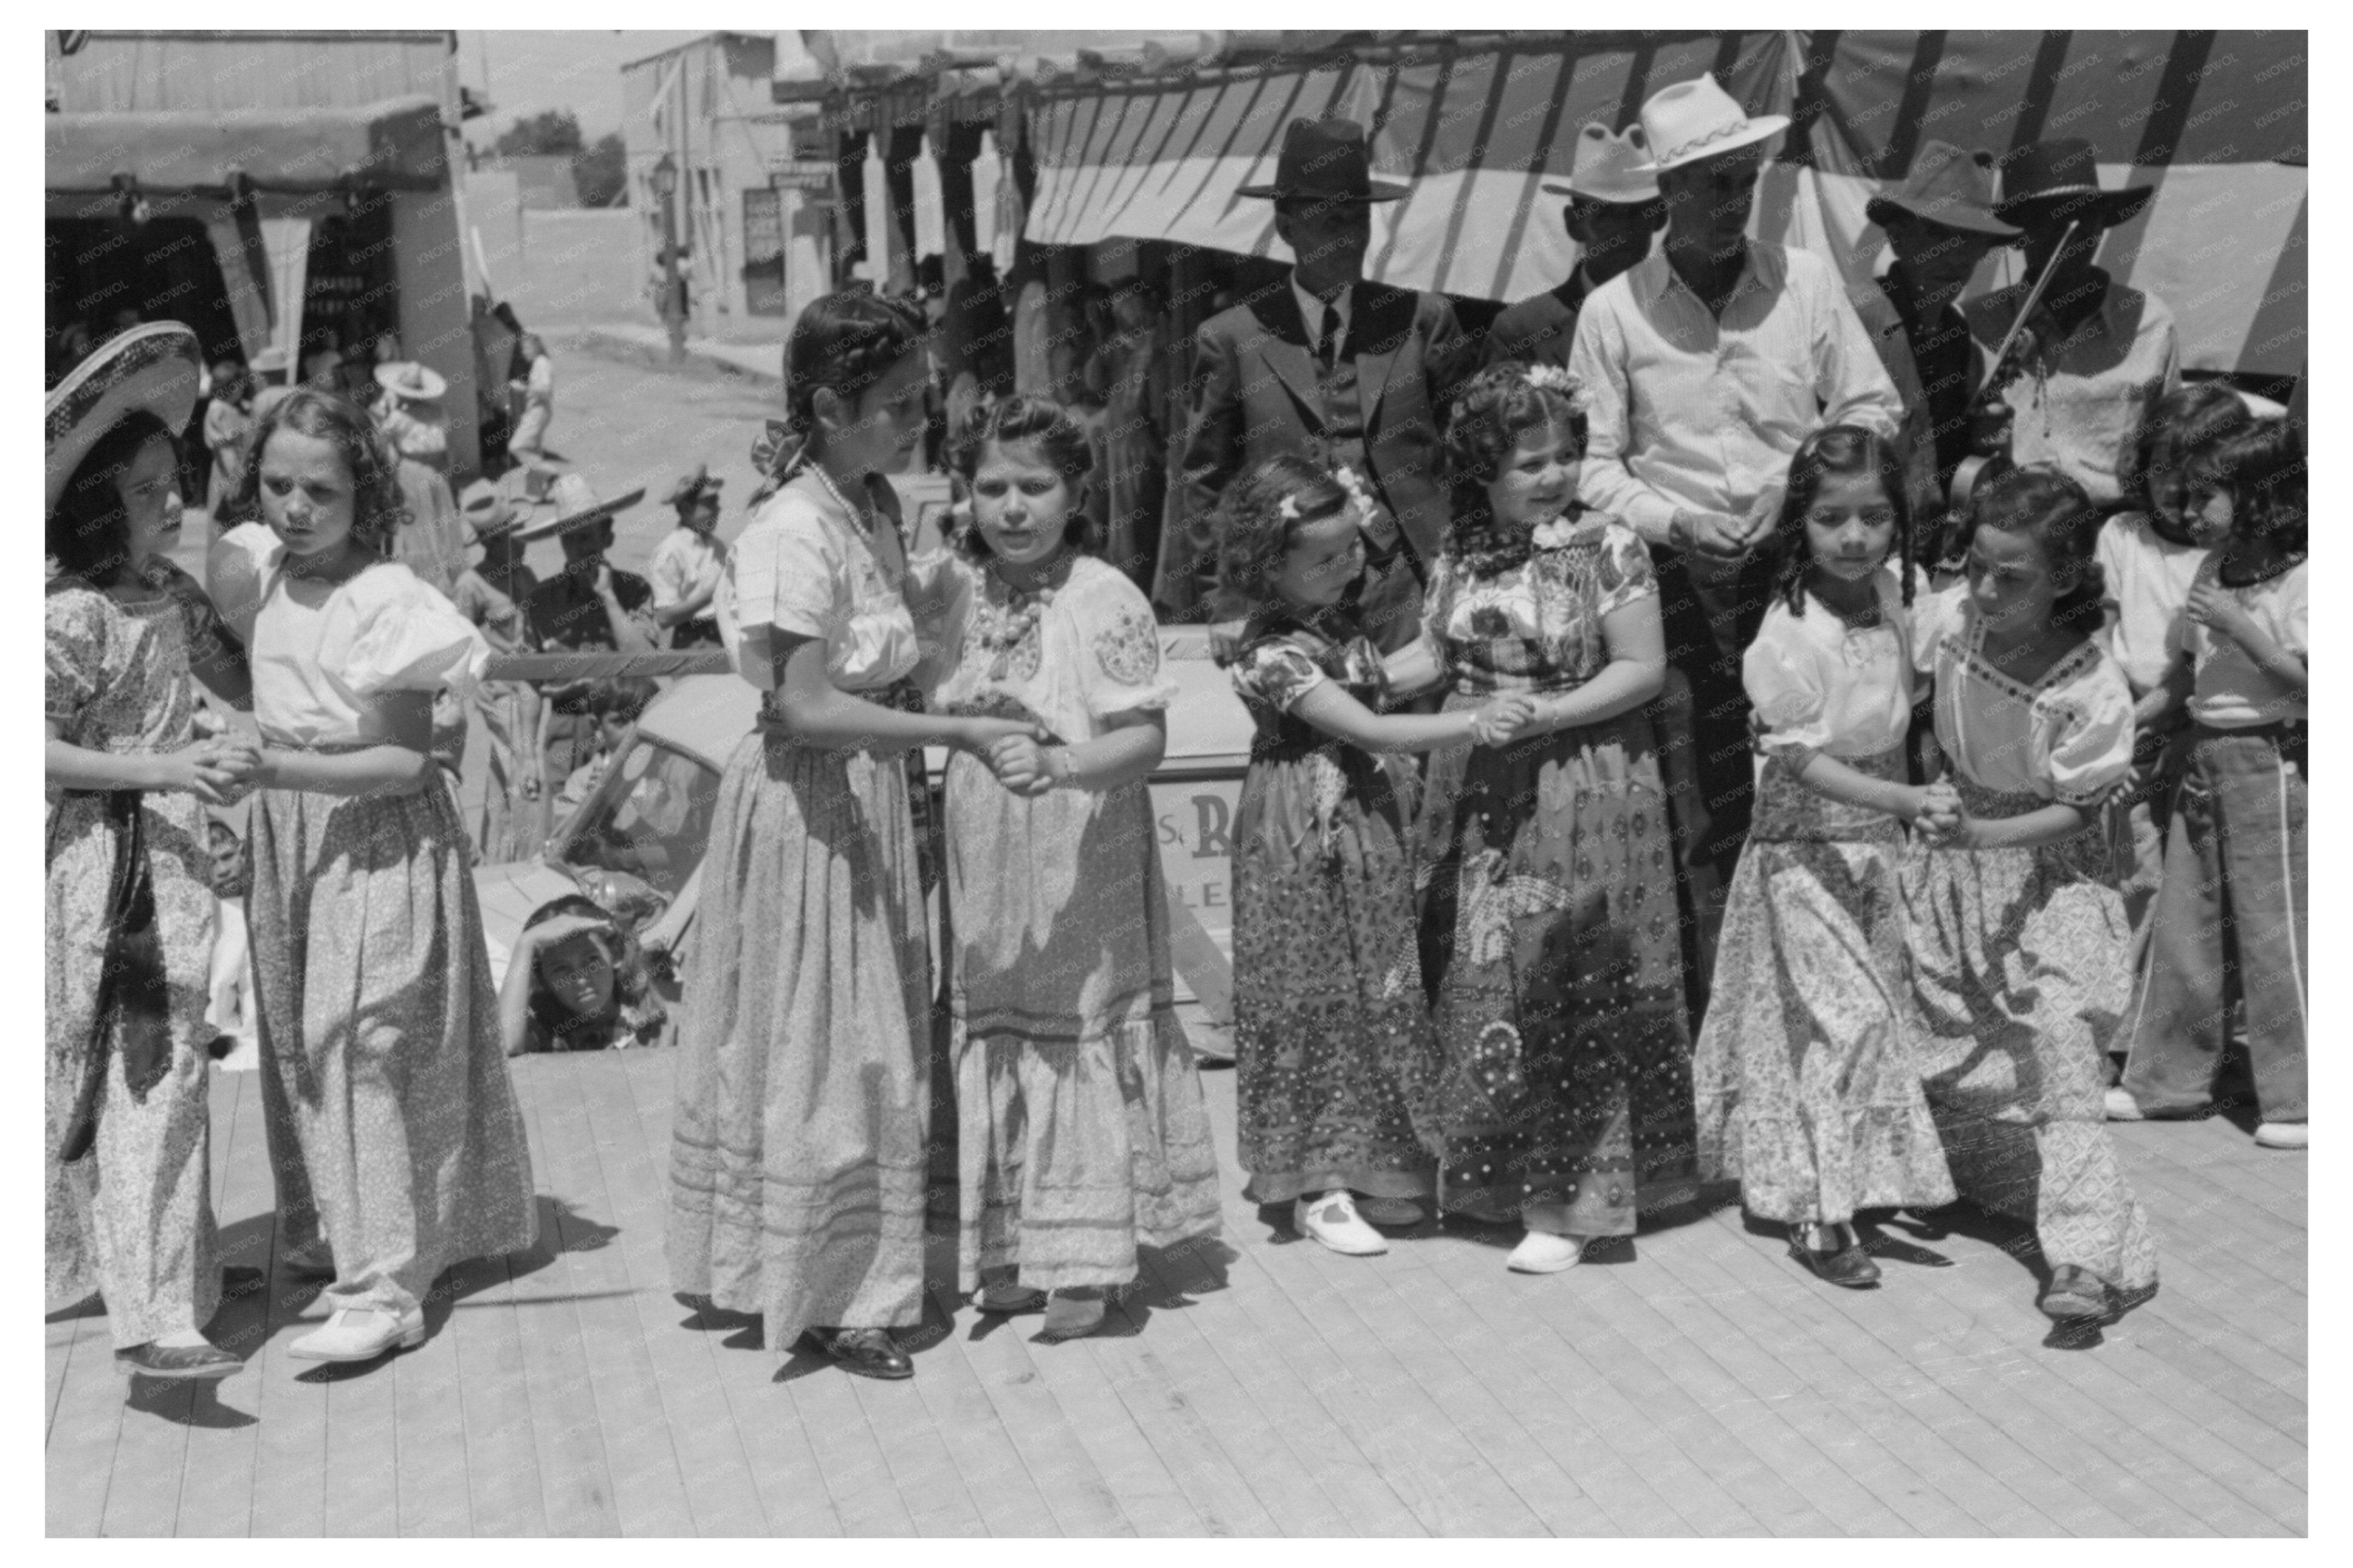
[1023,30,2306,377]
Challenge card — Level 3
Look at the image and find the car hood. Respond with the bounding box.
[472,858,582,991]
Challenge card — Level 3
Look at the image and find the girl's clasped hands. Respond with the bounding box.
[171,704,263,806]
[1912,780,1967,847]
[1467,691,1539,748]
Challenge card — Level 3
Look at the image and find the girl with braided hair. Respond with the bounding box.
[1397,361,1697,1274]
[667,292,1045,1381]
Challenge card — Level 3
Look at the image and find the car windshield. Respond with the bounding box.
[550,736,721,899]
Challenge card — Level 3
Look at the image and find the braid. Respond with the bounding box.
[754,290,928,502]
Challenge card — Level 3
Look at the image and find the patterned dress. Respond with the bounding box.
[1901,584,2157,1295]
[923,553,1222,1293]
[1691,566,1954,1225]
[1226,603,1440,1206]
[1416,512,1697,1234]
[207,524,539,1321]
[45,571,225,1349]
[668,474,934,1349]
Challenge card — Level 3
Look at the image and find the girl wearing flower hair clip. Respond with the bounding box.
[1389,360,1699,1273]
[1215,455,1536,1258]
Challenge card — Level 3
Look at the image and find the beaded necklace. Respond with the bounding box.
[970,549,1074,681]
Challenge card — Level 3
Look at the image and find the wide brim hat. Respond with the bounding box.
[1632,74,1790,175]
[46,323,202,516]
[1864,140,2019,237]
[1542,122,1662,204]
[1236,117,1409,203]
[1994,139,2153,228]
[512,473,646,543]
[373,360,448,402]
[458,477,524,544]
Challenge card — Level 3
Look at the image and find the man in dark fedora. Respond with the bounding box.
[1482,122,1668,371]
[1157,117,1472,650]
[1855,141,2018,524]
[1965,137,2180,506]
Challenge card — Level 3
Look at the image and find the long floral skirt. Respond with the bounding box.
[1419,705,1697,1235]
[1690,748,1954,1225]
[1900,782,2158,1293]
[248,776,540,1318]
[945,759,1221,1293]
[46,788,223,1348]
[667,729,933,1347]
[1230,745,1438,1205]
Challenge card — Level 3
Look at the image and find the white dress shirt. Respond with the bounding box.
[1290,276,1353,363]
[1569,241,1904,549]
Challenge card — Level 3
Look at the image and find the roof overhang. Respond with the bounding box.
[46,93,447,195]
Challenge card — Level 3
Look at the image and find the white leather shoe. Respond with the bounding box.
[2103,1087,2146,1121]
[1506,1231,1586,1273]
[286,1307,426,1363]
[1294,1191,1388,1256]
[2255,1121,2307,1150]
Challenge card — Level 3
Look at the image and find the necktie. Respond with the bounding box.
[1315,299,1341,374]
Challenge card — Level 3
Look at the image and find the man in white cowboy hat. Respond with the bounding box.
[1482,122,1668,371]
[1964,138,2180,505]
[520,473,656,790]
[1163,116,1474,651]
[1569,72,1901,890]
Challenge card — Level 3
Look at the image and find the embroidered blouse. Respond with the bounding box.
[1743,563,1922,771]
[1911,582,2134,807]
[1418,510,1657,696]
[922,553,1176,743]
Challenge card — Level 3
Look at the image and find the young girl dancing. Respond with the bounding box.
[208,388,537,1364]
[1220,455,1533,1258]
[921,394,1221,1341]
[1689,426,1954,1289]
[666,293,1041,1381]
[1401,362,1697,1273]
[2113,419,2306,1149]
[1903,465,2157,1326]
[47,327,258,1381]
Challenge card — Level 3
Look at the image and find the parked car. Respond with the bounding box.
[473,626,1253,1046]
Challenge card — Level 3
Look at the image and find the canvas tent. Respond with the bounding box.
[1019,30,2305,380]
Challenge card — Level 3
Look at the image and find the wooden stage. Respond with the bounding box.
[46,1047,2306,1536]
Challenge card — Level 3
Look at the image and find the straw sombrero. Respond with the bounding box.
[513,473,647,543]
[373,360,448,402]
[46,323,202,516]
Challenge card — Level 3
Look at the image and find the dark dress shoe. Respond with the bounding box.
[1787,1237,1881,1289]
[2038,1265,2114,1323]
[115,1341,241,1380]
[802,1327,913,1380]
[221,1265,267,1299]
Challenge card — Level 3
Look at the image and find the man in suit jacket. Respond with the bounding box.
[1481,122,1666,372]
[1155,118,1470,651]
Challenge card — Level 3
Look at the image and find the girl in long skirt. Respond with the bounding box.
[921,395,1221,1341]
[1220,456,1533,1258]
[46,326,259,1381]
[1689,427,1954,1289]
[666,293,1041,1380]
[1400,363,1696,1274]
[207,388,537,1364]
[1903,467,2158,1325]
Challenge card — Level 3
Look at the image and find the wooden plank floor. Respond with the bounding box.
[46,1049,2307,1537]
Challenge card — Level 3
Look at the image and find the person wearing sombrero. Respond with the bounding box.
[1855,141,2018,524]
[45,324,263,1381]
[1481,122,1668,372]
[647,464,730,649]
[1159,117,1473,651]
[520,473,658,792]
[453,478,551,863]
[1963,138,2182,506]
[1568,74,1903,918]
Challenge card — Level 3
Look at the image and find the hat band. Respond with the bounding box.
[1655,118,1767,168]
[2008,182,2105,199]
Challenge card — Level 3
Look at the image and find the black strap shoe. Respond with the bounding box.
[1787,1233,1881,1289]
[803,1327,913,1380]
[115,1341,241,1380]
